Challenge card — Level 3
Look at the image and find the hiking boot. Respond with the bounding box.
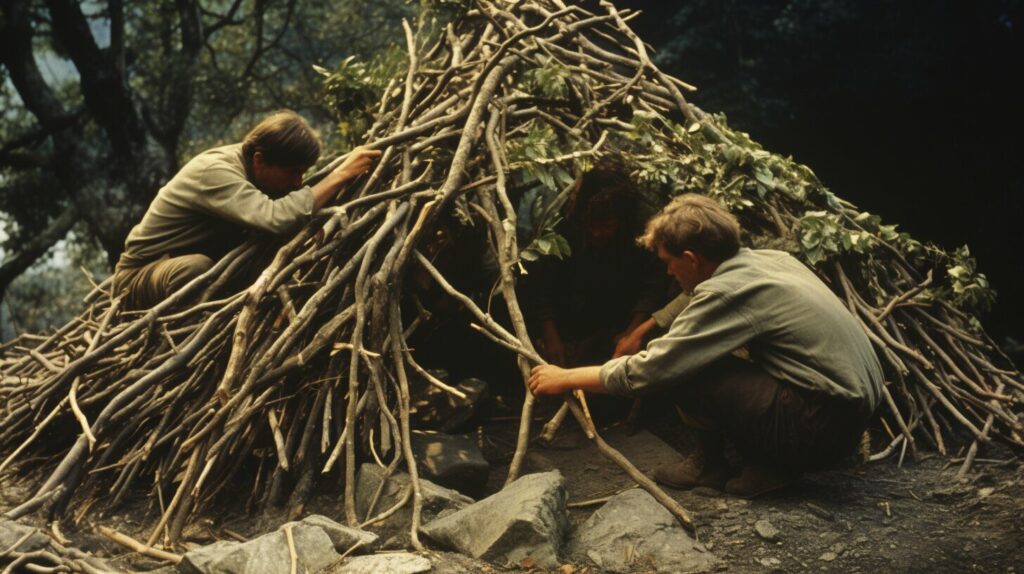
[724,464,798,498]
[653,457,731,490]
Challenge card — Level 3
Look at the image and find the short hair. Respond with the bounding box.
[638,193,741,262]
[567,160,635,224]
[242,110,321,168]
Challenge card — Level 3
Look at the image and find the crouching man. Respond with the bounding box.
[529,193,883,496]
[114,110,380,308]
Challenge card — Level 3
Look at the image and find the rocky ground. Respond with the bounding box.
[510,419,1024,573]
[2,397,1022,573]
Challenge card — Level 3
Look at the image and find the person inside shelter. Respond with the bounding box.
[529,193,883,496]
[521,164,667,369]
[113,110,380,309]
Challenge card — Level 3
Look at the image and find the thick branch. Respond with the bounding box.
[44,0,145,155]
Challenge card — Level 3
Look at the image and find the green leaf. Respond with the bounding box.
[753,165,775,188]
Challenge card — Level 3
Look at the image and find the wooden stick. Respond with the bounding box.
[283,523,298,574]
[98,525,182,564]
[564,398,695,531]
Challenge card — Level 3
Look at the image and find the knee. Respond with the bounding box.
[165,254,214,292]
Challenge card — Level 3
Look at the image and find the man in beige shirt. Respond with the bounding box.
[530,194,882,496]
[114,110,380,308]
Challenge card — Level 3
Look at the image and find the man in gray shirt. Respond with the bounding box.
[529,193,883,496]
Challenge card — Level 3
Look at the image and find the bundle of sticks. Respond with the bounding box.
[1,0,1020,548]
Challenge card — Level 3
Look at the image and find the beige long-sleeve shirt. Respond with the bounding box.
[117,144,314,269]
[601,248,883,409]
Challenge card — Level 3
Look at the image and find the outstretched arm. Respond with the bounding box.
[310,147,382,209]
[528,364,607,395]
[613,316,658,358]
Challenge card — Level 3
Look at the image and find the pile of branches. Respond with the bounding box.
[1,0,1021,549]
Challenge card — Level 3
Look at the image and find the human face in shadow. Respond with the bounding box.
[657,243,701,293]
[251,151,310,196]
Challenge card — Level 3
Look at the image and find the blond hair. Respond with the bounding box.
[639,194,741,261]
[242,110,321,168]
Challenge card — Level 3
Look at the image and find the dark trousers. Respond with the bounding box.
[113,253,214,309]
[666,356,873,471]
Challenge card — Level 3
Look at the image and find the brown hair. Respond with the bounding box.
[242,110,321,168]
[567,160,635,224]
[639,193,741,262]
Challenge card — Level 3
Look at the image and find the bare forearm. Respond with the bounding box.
[310,147,382,210]
[311,170,348,210]
[528,365,607,395]
[613,317,658,358]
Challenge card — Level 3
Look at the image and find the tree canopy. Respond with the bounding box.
[0,0,412,333]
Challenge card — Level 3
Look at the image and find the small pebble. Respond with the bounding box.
[819,551,838,562]
[754,519,781,542]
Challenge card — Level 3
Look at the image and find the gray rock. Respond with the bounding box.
[570,488,717,574]
[411,431,489,498]
[179,523,338,574]
[409,374,488,433]
[334,552,432,573]
[421,470,568,569]
[291,515,377,552]
[754,518,780,542]
[0,519,51,554]
[355,464,473,549]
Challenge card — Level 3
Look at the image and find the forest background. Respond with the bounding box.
[1,0,1021,354]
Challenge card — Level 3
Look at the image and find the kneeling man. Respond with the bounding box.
[529,193,882,496]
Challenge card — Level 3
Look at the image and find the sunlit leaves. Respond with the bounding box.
[947,246,996,312]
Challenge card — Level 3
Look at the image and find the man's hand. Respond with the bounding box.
[613,317,657,358]
[334,146,382,183]
[613,329,644,358]
[312,147,382,209]
[529,364,571,395]
[528,364,606,396]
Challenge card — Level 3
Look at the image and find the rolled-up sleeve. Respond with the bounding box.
[194,165,315,234]
[600,287,759,396]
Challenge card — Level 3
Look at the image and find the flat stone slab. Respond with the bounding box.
[180,522,338,574]
[292,514,377,551]
[570,488,717,573]
[0,519,51,554]
[421,471,568,568]
[332,552,432,573]
[410,431,489,498]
